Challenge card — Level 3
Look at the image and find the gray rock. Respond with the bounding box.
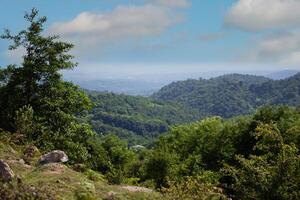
[39,150,68,165]
[0,159,15,182]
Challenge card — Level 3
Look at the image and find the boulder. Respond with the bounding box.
[0,159,15,182]
[39,150,68,165]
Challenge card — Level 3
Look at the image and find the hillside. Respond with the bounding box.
[152,73,300,118]
[86,73,300,145]
[86,92,201,145]
[0,133,160,200]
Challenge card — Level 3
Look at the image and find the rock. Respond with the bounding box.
[0,159,15,182]
[39,150,68,165]
[105,191,117,200]
[19,159,25,165]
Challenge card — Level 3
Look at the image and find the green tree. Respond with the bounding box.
[224,123,300,200]
[0,8,93,162]
[87,134,135,184]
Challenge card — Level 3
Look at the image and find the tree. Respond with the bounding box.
[224,123,300,200]
[87,134,135,184]
[0,8,93,162]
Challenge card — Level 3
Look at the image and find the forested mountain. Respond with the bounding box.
[86,73,300,145]
[86,92,201,145]
[153,73,300,118]
[250,73,300,105]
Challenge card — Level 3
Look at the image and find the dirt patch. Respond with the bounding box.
[121,186,153,193]
[7,159,33,169]
[40,163,66,174]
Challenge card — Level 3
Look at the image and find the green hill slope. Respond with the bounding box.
[87,92,201,145]
[152,73,300,118]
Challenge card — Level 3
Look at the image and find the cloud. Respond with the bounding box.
[225,0,300,67]
[150,0,190,8]
[47,4,186,58]
[241,31,300,67]
[225,0,300,31]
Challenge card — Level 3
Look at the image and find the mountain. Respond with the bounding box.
[65,70,299,96]
[84,73,300,145]
[86,92,201,145]
[266,70,299,80]
[73,79,165,96]
[152,73,300,118]
[250,72,300,105]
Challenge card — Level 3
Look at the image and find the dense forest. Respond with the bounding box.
[86,92,200,145]
[87,74,300,145]
[0,9,299,200]
[153,73,300,118]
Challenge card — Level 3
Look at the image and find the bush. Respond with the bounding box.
[162,175,226,200]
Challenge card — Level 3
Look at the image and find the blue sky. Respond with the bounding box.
[0,0,299,79]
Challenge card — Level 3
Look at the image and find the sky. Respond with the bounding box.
[0,0,300,80]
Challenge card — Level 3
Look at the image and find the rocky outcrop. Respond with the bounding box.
[0,159,15,182]
[38,150,68,165]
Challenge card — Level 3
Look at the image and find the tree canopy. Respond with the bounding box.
[0,8,93,162]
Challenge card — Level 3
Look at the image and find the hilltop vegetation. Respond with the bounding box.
[153,73,300,118]
[86,92,200,145]
[86,73,300,146]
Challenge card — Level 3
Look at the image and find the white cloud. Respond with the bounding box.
[150,0,190,8]
[47,4,185,57]
[225,0,300,31]
[226,0,300,67]
[241,31,300,67]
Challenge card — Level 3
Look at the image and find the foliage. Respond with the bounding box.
[224,124,300,200]
[0,8,94,163]
[87,134,135,184]
[143,105,300,200]
[87,92,200,146]
[153,73,300,118]
[162,174,226,200]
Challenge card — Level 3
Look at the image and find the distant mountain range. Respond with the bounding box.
[68,70,299,96]
[265,70,299,80]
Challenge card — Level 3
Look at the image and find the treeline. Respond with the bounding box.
[153,73,300,118]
